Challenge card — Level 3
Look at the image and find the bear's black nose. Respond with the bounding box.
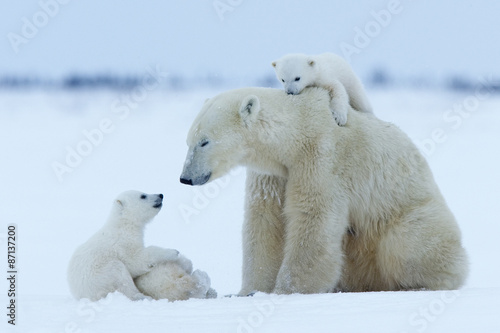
[159,194,163,199]
[180,178,193,185]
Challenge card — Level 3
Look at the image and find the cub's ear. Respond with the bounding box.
[116,199,123,207]
[308,59,315,67]
[271,61,277,68]
[239,95,261,126]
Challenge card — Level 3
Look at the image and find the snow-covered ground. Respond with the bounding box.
[1,87,499,332]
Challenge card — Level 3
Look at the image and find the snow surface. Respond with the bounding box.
[6,289,500,333]
[1,87,500,332]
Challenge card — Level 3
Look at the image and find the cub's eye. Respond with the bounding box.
[140,194,147,199]
[200,140,209,148]
[294,77,300,81]
[281,79,285,83]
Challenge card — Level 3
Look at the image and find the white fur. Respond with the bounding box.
[272,52,373,126]
[67,190,180,301]
[134,255,217,301]
[180,87,468,294]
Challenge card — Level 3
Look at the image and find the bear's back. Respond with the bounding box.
[333,109,444,228]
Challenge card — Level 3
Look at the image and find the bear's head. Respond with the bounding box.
[180,93,261,186]
[272,53,316,95]
[112,190,163,223]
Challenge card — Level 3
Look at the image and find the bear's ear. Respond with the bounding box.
[308,59,315,67]
[239,95,261,126]
[271,61,277,68]
[116,199,123,207]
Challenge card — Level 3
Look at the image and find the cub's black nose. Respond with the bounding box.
[180,178,193,185]
[158,194,163,199]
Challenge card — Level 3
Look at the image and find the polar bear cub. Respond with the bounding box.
[67,190,180,301]
[135,254,217,301]
[272,52,373,126]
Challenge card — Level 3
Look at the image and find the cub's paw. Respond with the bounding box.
[206,288,218,299]
[146,246,180,265]
[162,248,181,261]
[332,109,348,126]
[192,269,211,292]
[176,254,194,274]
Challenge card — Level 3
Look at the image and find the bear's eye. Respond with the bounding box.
[200,140,209,148]
[294,77,300,81]
[140,194,147,199]
[281,79,285,83]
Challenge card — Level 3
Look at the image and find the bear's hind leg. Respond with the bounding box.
[377,204,468,291]
[120,286,151,301]
[85,260,150,301]
[345,77,373,114]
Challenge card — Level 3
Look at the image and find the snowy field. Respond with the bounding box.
[1,87,500,332]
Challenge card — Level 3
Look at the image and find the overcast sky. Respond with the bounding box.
[1,0,499,84]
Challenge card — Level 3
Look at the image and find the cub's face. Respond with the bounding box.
[180,94,261,186]
[114,190,163,222]
[272,54,314,95]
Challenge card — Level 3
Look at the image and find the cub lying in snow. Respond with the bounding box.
[135,254,217,301]
[67,190,216,301]
[272,52,373,126]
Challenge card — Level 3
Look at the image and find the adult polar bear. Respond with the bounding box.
[180,87,468,294]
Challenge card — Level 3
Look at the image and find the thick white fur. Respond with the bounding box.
[180,87,468,294]
[272,53,373,126]
[67,190,180,301]
[135,255,217,301]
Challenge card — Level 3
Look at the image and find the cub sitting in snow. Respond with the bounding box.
[67,190,215,301]
[272,52,373,126]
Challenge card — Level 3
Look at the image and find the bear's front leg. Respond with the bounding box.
[125,246,180,278]
[274,171,348,294]
[239,171,287,296]
[144,246,180,267]
[325,79,350,127]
